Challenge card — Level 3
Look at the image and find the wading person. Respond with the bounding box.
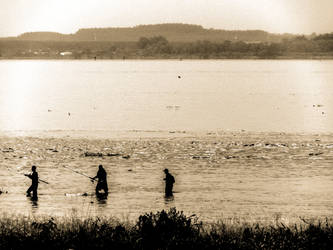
[24,165,38,198]
[163,168,175,197]
[92,165,108,195]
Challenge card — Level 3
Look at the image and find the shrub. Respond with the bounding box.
[0,209,332,249]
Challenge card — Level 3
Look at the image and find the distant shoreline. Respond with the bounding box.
[1,55,333,60]
[1,30,333,60]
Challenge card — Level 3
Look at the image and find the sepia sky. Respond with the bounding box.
[1,0,332,37]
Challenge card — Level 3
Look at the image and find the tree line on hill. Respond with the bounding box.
[7,24,295,43]
[0,33,332,59]
[135,34,333,58]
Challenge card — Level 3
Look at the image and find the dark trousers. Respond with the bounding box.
[96,182,108,194]
[165,184,173,197]
[27,184,38,198]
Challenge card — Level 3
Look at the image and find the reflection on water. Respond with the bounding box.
[0,60,333,223]
[1,132,332,223]
[0,60,332,133]
[29,196,38,213]
[96,193,108,206]
[164,195,175,205]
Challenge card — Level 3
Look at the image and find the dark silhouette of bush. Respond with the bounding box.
[136,208,202,249]
[0,209,332,249]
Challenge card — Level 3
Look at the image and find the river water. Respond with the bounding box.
[0,60,332,223]
[0,60,332,132]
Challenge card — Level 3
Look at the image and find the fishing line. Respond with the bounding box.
[62,165,95,182]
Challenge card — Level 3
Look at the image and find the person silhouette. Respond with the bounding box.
[24,165,38,199]
[92,165,108,195]
[163,168,175,197]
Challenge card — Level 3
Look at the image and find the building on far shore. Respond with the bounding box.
[60,51,73,56]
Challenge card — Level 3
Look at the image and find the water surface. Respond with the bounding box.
[0,60,332,223]
[0,60,332,133]
[0,133,332,223]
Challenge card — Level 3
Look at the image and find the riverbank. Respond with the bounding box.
[0,208,332,249]
[1,36,333,60]
[1,52,333,60]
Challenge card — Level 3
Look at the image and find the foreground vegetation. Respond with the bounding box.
[0,208,332,249]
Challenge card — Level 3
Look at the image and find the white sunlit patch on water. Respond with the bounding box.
[289,61,332,132]
[0,61,47,130]
[0,60,333,133]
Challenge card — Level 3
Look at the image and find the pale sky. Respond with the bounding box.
[0,0,332,37]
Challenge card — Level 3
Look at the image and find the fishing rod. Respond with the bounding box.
[23,174,50,185]
[7,166,50,184]
[38,178,49,184]
[62,165,95,182]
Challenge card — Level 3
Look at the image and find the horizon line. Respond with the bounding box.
[1,22,328,39]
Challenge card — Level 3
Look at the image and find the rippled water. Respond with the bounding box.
[0,132,333,223]
[0,60,333,223]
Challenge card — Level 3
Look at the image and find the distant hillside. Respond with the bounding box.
[17,32,73,41]
[11,23,295,43]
